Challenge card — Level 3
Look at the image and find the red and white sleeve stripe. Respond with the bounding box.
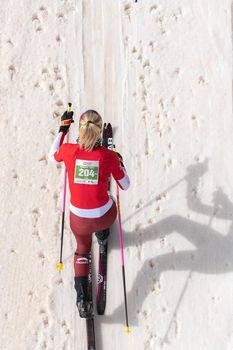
[117,168,130,190]
[49,132,66,162]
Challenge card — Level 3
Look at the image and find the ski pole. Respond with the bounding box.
[113,146,130,333]
[57,102,72,271]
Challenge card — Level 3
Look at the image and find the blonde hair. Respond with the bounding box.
[79,110,102,151]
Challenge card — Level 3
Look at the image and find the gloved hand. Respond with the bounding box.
[116,152,125,168]
[59,111,74,134]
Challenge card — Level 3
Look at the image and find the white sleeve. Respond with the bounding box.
[118,168,130,190]
[49,132,64,162]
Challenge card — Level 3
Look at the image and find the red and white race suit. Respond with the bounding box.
[49,132,130,218]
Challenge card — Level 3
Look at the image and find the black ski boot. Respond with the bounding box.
[95,229,110,245]
[74,276,93,319]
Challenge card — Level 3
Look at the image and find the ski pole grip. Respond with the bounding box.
[67,102,72,112]
[60,102,73,126]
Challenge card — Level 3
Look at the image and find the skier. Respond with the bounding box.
[49,109,130,318]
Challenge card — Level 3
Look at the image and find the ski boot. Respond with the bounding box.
[74,276,93,319]
[95,229,110,245]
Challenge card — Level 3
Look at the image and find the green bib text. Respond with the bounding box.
[74,159,99,185]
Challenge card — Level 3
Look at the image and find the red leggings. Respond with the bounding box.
[70,203,117,277]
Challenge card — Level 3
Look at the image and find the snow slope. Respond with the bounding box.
[0,0,232,349]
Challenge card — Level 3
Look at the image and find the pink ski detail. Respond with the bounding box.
[97,257,103,299]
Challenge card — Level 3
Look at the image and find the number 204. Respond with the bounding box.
[78,168,95,177]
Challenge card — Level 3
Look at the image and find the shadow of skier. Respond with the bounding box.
[103,159,233,327]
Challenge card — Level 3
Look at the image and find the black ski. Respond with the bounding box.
[86,254,96,349]
[96,123,113,315]
[96,230,109,315]
[86,318,95,350]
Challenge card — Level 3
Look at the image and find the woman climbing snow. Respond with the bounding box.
[49,108,130,318]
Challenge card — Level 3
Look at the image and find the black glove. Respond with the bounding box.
[116,152,125,168]
[59,111,74,134]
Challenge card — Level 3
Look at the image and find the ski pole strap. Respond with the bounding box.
[60,119,73,126]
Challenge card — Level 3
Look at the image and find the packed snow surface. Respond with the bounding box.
[0,1,232,349]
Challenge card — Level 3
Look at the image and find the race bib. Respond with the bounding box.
[74,159,99,185]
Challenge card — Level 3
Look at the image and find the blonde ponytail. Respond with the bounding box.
[79,110,102,151]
